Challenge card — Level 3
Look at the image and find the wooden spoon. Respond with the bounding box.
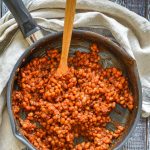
[57,0,76,75]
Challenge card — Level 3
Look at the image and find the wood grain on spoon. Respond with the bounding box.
[57,0,76,75]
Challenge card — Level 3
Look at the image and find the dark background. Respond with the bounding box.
[0,0,149,150]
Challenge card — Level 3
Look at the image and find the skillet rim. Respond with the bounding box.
[7,29,142,150]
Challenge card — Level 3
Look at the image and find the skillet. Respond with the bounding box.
[3,0,142,149]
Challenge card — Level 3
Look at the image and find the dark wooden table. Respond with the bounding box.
[0,0,150,150]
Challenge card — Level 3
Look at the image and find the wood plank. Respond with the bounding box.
[148,117,150,150]
[2,0,149,20]
[0,0,150,150]
[1,0,148,18]
[112,0,146,18]
[2,2,8,16]
[1,0,30,16]
[122,118,147,150]
[0,0,2,17]
[145,0,150,20]
[146,117,150,150]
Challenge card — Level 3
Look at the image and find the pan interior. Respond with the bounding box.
[11,32,139,149]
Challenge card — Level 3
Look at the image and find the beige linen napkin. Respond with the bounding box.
[0,0,150,149]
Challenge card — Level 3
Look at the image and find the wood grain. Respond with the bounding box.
[115,0,146,17]
[57,0,76,75]
[1,0,150,21]
[111,0,150,21]
[146,0,150,20]
[0,0,1,17]
[0,0,150,149]
[1,2,7,16]
[148,117,150,150]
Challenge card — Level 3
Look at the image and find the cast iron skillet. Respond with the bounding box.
[3,0,142,149]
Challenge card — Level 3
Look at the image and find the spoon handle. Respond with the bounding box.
[59,0,76,72]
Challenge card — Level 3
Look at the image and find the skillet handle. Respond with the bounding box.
[3,0,40,38]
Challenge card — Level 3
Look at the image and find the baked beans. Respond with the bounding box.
[12,44,133,150]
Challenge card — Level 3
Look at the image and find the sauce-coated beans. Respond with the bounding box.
[12,44,133,150]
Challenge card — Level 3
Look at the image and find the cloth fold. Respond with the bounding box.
[0,0,150,149]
